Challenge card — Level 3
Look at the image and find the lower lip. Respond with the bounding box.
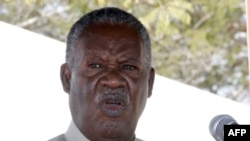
[100,103,125,117]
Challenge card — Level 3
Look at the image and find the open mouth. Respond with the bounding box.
[99,95,128,117]
[106,100,123,106]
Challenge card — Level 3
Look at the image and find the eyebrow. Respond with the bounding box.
[127,57,139,61]
[119,56,140,63]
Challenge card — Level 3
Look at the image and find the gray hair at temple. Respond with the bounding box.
[66,7,151,69]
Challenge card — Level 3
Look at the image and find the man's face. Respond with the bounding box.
[61,23,154,141]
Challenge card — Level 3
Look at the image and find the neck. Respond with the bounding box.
[88,134,136,141]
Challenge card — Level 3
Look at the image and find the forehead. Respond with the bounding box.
[81,22,141,39]
[76,23,144,55]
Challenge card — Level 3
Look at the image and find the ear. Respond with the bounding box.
[60,63,71,94]
[148,67,155,98]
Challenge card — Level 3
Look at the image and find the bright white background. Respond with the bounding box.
[0,21,250,141]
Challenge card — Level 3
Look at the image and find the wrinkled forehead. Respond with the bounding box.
[75,22,145,52]
[71,22,147,65]
[79,22,142,41]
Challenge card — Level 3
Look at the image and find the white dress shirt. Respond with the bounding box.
[65,121,90,141]
[49,121,143,141]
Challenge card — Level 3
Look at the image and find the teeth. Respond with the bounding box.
[106,101,121,105]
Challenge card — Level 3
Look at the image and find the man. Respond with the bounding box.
[49,7,155,141]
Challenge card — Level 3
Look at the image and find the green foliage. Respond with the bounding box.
[0,0,249,103]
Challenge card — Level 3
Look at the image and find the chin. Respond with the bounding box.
[96,119,135,141]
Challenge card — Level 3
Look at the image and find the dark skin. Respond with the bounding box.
[60,22,155,141]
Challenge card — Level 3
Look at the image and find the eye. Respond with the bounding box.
[88,63,103,68]
[122,65,137,71]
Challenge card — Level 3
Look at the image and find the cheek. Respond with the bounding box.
[70,72,94,96]
[69,74,90,113]
[69,76,99,126]
[69,72,101,109]
[130,77,149,115]
[136,86,148,110]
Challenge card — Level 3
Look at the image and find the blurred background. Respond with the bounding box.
[1,0,249,104]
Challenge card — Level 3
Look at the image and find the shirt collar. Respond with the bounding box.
[65,121,141,141]
[65,121,90,141]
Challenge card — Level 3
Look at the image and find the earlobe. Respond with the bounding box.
[148,67,155,98]
[60,63,71,94]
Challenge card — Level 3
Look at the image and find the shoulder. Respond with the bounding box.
[135,138,144,141]
[48,134,66,141]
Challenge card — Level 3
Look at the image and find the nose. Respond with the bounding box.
[100,68,126,89]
